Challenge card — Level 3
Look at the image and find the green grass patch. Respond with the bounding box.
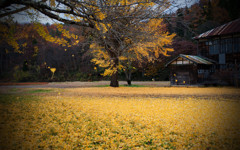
[27,89,54,93]
[96,85,110,87]
[9,88,20,92]
[0,94,40,104]
[121,84,146,87]
[96,84,146,87]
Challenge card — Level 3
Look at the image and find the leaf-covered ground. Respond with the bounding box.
[0,87,239,149]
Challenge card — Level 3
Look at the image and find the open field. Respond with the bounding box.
[0,87,240,149]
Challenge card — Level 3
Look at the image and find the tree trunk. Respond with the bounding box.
[127,79,131,86]
[125,69,132,86]
[110,57,119,87]
[110,70,119,87]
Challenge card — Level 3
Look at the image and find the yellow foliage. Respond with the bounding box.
[33,46,39,57]
[1,87,239,149]
[50,68,56,73]
[49,67,56,79]
[50,0,56,7]
[91,45,121,76]
[132,18,175,62]
[7,38,20,53]
[0,24,22,53]
[91,19,175,76]
[22,43,27,48]
[34,23,69,47]
[57,24,79,42]
[33,23,79,47]
[102,68,117,76]
[89,4,175,76]
[96,11,106,20]
[95,23,108,33]
[118,56,127,61]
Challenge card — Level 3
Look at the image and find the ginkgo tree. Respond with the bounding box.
[91,19,175,86]
[0,0,175,87]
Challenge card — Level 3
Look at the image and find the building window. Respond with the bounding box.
[226,38,232,53]
[233,37,240,53]
[214,40,220,54]
[221,39,227,53]
[220,64,227,70]
[220,38,234,54]
[209,40,219,55]
[199,42,209,56]
[219,54,226,64]
[209,41,214,55]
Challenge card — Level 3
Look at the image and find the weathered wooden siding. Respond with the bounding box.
[169,65,198,85]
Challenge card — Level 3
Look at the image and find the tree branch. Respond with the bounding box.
[35,7,93,28]
[0,6,30,18]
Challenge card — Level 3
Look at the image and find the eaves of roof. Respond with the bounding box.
[165,54,214,67]
[194,18,240,39]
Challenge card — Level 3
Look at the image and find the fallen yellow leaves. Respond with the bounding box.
[63,87,240,98]
[0,87,239,149]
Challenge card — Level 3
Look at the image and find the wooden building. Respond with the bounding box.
[165,54,215,85]
[194,18,240,86]
[166,18,240,86]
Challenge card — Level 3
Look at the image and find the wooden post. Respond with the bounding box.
[235,59,239,87]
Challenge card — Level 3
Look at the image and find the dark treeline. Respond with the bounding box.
[0,23,165,82]
[0,23,97,82]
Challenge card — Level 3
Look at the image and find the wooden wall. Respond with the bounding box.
[169,65,198,85]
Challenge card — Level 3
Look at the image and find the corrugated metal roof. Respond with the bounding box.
[165,54,214,67]
[194,18,240,39]
[180,54,213,65]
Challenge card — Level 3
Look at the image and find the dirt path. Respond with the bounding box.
[0,81,170,88]
[0,82,239,101]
